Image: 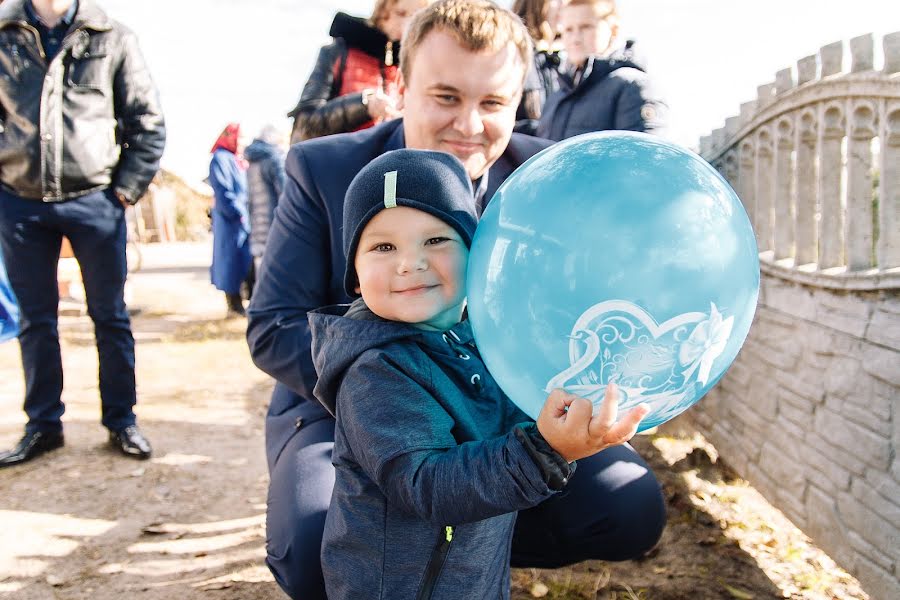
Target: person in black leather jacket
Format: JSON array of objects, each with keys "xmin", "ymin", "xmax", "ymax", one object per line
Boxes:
[
  {"xmin": 0, "ymin": 0, "xmax": 164, "ymax": 468},
  {"xmin": 288, "ymin": 0, "xmax": 432, "ymax": 143}
]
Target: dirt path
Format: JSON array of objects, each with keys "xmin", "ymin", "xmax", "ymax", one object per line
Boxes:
[
  {"xmin": 0, "ymin": 242, "xmax": 867, "ymax": 600},
  {"xmin": 0, "ymin": 242, "xmax": 281, "ymax": 599}
]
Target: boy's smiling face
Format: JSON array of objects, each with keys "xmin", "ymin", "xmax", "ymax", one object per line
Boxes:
[{"xmin": 354, "ymin": 206, "xmax": 468, "ymax": 331}]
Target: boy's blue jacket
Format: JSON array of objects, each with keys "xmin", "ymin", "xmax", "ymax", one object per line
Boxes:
[
  {"xmin": 536, "ymin": 41, "xmax": 667, "ymax": 141},
  {"xmin": 309, "ymin": 301, "xmax": 572, "ymax": 600}
]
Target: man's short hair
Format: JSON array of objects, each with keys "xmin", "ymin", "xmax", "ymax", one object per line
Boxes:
[{"xmin": 399, "ymin": 0, "xmax": 533, "ymax": 83}]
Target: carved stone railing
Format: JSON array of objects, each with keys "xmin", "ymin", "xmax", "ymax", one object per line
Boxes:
[
  {"xmin": 700, "ymin": 31, "xmax": 900, "ymax": 291},
  {"xmin": 692, "ymin": 32, "xmax": 900, "ymax": 600}
]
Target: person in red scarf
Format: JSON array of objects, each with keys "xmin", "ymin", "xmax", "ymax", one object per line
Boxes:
[
  {"xmin": 288, "ymin": 0, "xmax": 434, "ymax": 143},
  {"xmin": 208, "ymin": 123, "xmax": 251, "ymax": 316}
]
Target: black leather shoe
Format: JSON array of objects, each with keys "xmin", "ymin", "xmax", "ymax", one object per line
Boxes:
[
  {"xmin": 109, "ymin": 425, "xmax": 152, "ymax": 459},
  {"xmin": 0, "ymin": 431, "xmax": 64, "ymax": 468}
]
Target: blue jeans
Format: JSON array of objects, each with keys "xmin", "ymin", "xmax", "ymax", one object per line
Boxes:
[{"xmin": 0, "ymin": 187, "xmax": 136, "ymax": 434}]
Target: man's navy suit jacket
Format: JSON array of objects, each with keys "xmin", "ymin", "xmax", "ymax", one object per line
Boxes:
[{"xmin": 247, "ymin": 119, "xmax": 551, "ymax": 466}]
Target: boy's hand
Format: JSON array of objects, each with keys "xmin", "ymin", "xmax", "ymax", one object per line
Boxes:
[{"xmin": 536, "ymin": 383, "xmax": 650, "ymax": 463}]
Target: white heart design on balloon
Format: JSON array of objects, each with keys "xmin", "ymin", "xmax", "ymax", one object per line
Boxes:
[{"xmin": 544, "ymin": 300, "xmax": 734, "ymax": 425}]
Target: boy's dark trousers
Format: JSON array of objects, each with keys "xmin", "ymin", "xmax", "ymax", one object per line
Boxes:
[{"xmin": 0, "ymin": 186, "xmax": 137, "ymax": 435}]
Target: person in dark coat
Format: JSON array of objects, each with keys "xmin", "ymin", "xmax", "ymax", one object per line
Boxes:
[
  {"xmin": 536, "ymin": 0, "xmax": 666, "ymax": 141},
  {"xmin": 247, "ymin": 2, "xmax": 666, "ymax": 599},
  {"xmin": 311, "ymin": 149, "xmax": 649, "ymax": 600},
  {"xmin": 288, "ymin": 0, "xmax": 433, "ymax": 143},
  {"xmin": 244, "ymin": 126, "xmax": 286, "ymax": 274},
  {"xmin": 512, "ymin": 0, "xmax": 563, "ymax": 133},
  {"xmin": 0, "ymin": 0, "xmax": 163, "ymax": 467},
  {"xmin": 208, "ymin": 123, "xmax": 251, "ymax": 317}
]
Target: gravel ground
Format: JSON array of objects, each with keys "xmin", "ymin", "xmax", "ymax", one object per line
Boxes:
[{"xmin": 0, "ymin": 242, "xmax": 868, "ymax": 600}]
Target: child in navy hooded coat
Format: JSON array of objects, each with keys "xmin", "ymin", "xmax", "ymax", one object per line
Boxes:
[{"xmin": 309, "ymin": 149, "xmax": 649, "ymax": 599}]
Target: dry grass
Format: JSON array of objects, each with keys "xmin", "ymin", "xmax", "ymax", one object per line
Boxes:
[{"xmin": 510, "ymin": 429, "xmax": 868, "ymax": 600}]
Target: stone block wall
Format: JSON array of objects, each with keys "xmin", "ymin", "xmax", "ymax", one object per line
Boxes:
[{"xmin": 683, "ymin": 272, "xmax": 900, "ymax": 599}]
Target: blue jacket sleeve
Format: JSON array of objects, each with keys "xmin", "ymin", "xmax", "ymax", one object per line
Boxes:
[
  {"xmin": 336, "ymin": 354, "xmax": 559, "ymax": 527},
  {"xmin": 209, "ymin": 152, "xmax": 247, "ymax": 222},
  {"xmin": 246, "ymin": 146, "xmax": 329, "ymax": 398}
]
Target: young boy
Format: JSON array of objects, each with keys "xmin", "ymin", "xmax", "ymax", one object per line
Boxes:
[
  {"xmin": 308, "ymin": 149, "xmax": 648, "ymax": 599},
  {"xmin": 536, "ymin": 0, "xmax": 666, "ymax": 140}
]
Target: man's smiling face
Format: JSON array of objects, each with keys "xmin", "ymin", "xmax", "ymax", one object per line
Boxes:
[{"xmin": 398, "ymin": 29, "xmax": 525, "ymax": 181}]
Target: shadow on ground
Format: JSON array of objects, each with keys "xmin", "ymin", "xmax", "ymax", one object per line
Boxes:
[
  {"xmin": 511, "ymin": 429, "xmax": 785, "ymax": 600},
  {"xmin": 0, "ymin": 417, "xmax": 284, "ymax": 599}
]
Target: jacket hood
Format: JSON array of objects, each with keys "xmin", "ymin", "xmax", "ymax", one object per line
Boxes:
[
  {"xmin": 309, "ymin": 299, "xmax": 476, "ymax": 416},
  {"xmin": 309, "ymin": 299, "xmax": 425, "ymax": 415},
  {"xmin": 329, "ymin": 11, "xmax": 399, "ymax": 62},
  {"xmin": 243, "ymin": 140, "xmax": 281, "ymax": 162}
]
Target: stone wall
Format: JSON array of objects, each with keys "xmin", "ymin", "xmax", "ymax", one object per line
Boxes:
[
  {"xmin": 696, "ymin": 31, "xmax": 900, "ymax": 598},
  {"xmin": 683, "ymin": 274, "xmax": 899, "ymax": 598}
]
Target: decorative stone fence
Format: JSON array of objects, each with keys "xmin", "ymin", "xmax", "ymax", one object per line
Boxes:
[{"xmin": 693, "ymin": 32, "xmax": 900, "ymax": 598}]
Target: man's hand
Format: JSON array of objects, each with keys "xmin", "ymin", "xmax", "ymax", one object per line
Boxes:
[
  {"xmin": 115, "ymin": 191, "xmax": 131, "ymax": 208},
  {"xmin": 536, "ymin": 383, "xmax": 649, "ymax": 463}
]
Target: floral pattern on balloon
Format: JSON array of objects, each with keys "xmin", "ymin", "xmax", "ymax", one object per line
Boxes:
[{"xmin": 544, "ymin": 300, "xmax": 734, "ymax": 429}]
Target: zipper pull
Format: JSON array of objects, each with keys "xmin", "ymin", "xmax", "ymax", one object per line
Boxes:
[
  {"xmin": 445, "ymin": 526, "xmax": 453, "ymax": 543},
  {"xmin": 385, "ymin": 41, "xmax": 393, "ymax": 66}
]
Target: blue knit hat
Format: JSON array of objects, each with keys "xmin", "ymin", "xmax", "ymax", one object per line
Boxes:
[{"xmin": 343, "ymin": 149, "xmax": 476, "ymax": 297}]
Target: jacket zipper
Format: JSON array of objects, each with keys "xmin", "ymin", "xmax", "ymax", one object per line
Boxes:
[{"xmin": 416, "ymin": 526, "xmax": 453, "ymax": 600}]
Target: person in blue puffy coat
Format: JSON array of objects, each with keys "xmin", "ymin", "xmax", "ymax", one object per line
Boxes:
[
  {"xmin": 0, "ymin": 245, "xmax": 18, "ymax": 343},
  {"xmin": 208, "ymin": 123, "xmax": 251, "ymax": 316},
  {"xmin": 536, "ymin": 0, "xmax": 666, "ymax": 141},
  {"xmin": 243, "ymin": 126, "xmax": 286, "ymax": 274}
]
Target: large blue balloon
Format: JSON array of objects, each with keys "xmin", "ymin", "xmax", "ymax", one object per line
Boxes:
[{"xmin": 467, "ymin": 132, "xmax": 759, "ymax": 432}]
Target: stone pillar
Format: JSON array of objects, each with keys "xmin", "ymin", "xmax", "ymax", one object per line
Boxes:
[
  {"xmin": 795, "ymin": 110, "xmax": 818, "ymax": 265},
  {"xmin": 775, "ymin": 117, "xmax": 795, "ymax": 260},
  {"xmin": 775, "ymin": 68, "xmax": 794, "ymax": 94},
  {"xmin": 818, "ymin": 103, "xmax": 845, "ymax": 268},
  {"xmin": 850, "ymin": 34, "xmax": 874, "ymax": 72},
  {"xmin": 755, "ymin": 128, "xmax": 775, "ymax": 252},
  {"xmin": 740, "ymin": 101, "xmax": 758, "ymax": 128},
  {"xmin": 723, "ymin": 151, "xmax": 739, "ymax": 193},
  {"xmin": 846, "ymin": 100, "xmax": 877, "ymax": 271},
  {"xmin": 797, "ymin": 54, "xmax": 817, "ymax": 85},
  {"xmin": 739, "ymin": 140, "xmax": 756, "ymax": 226},
  {"xmin": 880, "ymin": 104, "xmax": 900, "ymax": 268},
  {"xmin": 757, "ymin": 83, "xmax": 776, "ymax": 110},
  {"xmin": 885, "ymin": 31, "xmax": 900, "ymax": 74},
  {"xmin": 820, "ymin": 41, "xmax": 844, "ymax": 77}
]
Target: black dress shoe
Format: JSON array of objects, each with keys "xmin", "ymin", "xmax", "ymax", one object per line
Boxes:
[
  {"xmin": 109, "ymin": 425, "xmax": 152, "ymax": 459},
  {"xmin": 0, "ymin": 431, "xmax": 64, "ymax": 468}
]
